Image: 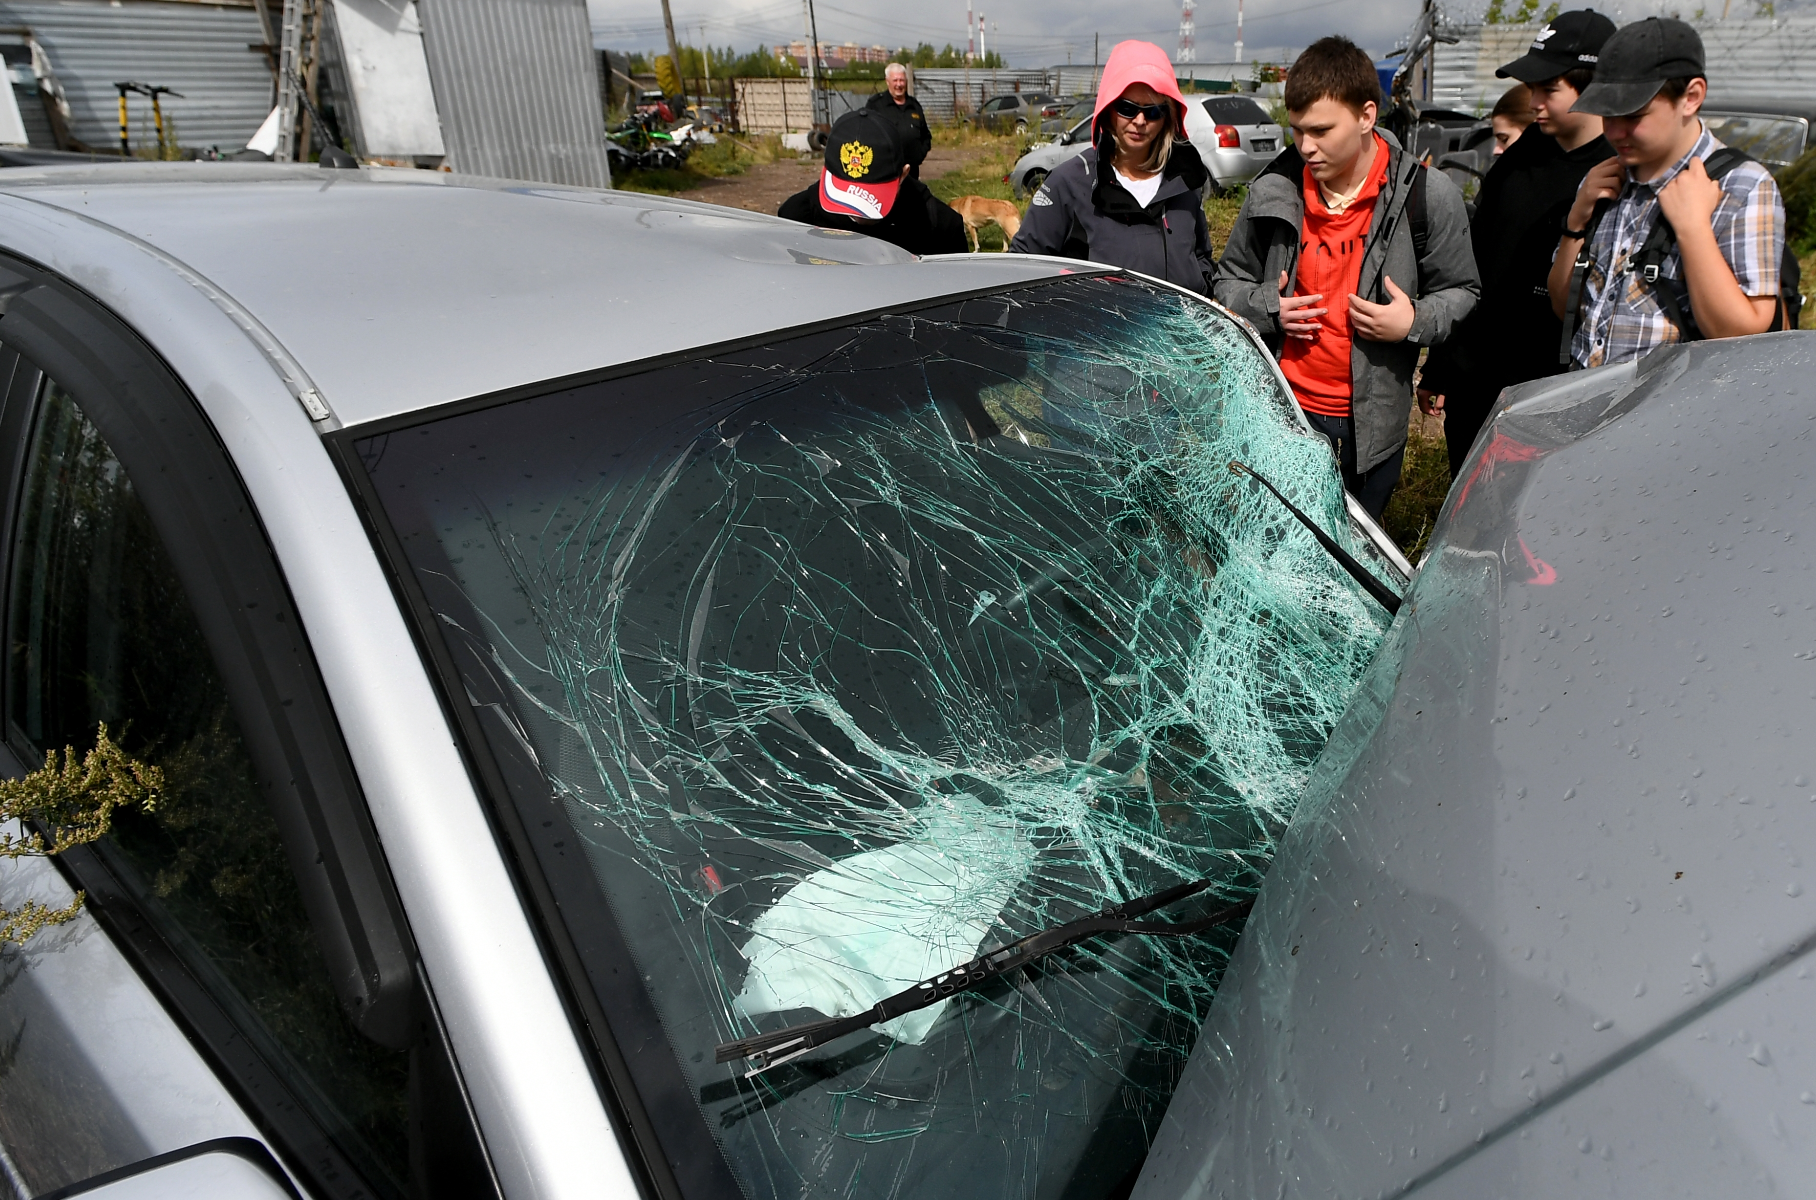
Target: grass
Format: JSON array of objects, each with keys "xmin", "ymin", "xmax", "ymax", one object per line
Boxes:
[
  {"xmin": 1204, "ymin": 186, "xmax": 1246, "ymax": 258},
  {"xmin": 1381, "ymin": 410, "xmax": 1451, "ymax": 563},
  {"xmin": 1801, "ymin": 247, "xmax": 1816, "ymax": 330},
  {"xmin": 924, "ymin": 126, "xmax": 1036, "ymax": 250},
  {"xmin": 613, "ymin": 132, "xmax": 792, "ymax": 195}
]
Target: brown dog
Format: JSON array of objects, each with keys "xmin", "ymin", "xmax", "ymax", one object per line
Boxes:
[{"xmin": 949, "ymin": 195, "xmax": 1023, "ymax": 252}]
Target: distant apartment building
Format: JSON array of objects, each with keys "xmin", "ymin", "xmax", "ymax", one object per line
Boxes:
[{"xmin": 774, "ymin": 41, "xmax": 893, "ymax": 69}]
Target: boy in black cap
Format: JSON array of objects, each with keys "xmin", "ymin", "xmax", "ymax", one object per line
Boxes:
[
  {"xmin": 1418, "ymin": 8, "xmax": 1615, "ymax": 477},
  {"xmin": 778, "ymin": 109, "xmax": 967, "ymax": 256},
  {"xmin": 1545, "ymin": 17, "xmax": 1785, "ymax": 368}
]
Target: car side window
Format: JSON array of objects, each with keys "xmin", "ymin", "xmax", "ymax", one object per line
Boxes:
[{"xmin": 4, "ymin": 379, "xmax": 414, "ymax": 1195}]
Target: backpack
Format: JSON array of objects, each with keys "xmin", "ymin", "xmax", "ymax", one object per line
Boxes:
[{"xmin": 1559, "ymin": 147, "xmax": 1801, "ymax": 365}]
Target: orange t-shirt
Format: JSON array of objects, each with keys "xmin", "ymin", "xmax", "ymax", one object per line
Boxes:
[{"xmin": 1279, "ymin": 135, "xmax": 1390, "ymax": 419}]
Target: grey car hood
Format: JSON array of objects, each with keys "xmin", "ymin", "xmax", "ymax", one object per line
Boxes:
[{"xmin": 1137, "ymin": 334, "xmax": 1816, "ymax": 1198}]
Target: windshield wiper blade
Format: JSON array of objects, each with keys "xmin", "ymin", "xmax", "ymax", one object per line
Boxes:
[
  {"xmin": 1228, "ymin": 459, "xmax": 1403, "ymax": 615},
  {"xmin": 715, "ymin": 879, "xmax": 1255, "ymax": 1076}
]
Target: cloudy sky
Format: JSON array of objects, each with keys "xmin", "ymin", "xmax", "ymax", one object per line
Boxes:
[{"xmin": 586, "ymin": 0, "xmax": 1427, "ymax": 68}]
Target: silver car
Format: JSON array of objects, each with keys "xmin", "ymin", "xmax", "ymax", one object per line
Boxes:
[
  {"xmin": 971, "ymin": 92, "xmax": 1055, "ymax": 132},
  {"xmin": 1009, "ymin": 94, "xmax": 1283, "ymax": 198},
  {"xmin": 0, "ymin": 161, "xmax": 1408, "ymax": 1200},
  {"xmin": 5, "ymin": 160, "xmax": 1807, "ymax": 1200},
  {"xmin": 1136, "ymin": 335, "xmax": 1816, "ymax": 1199},
  {"xmin": 1179, "ymin": 94, "xmax": 1283, "ymax": 193},
  {"xmin": 1040, "ymin": 97, "xmax": 1093, "ymax": 136}
]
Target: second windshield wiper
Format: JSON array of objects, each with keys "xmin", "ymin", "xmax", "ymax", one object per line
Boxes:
[{"xmin": 716, "ymin": 878, "xmax": 1255, "ymax": 1076}]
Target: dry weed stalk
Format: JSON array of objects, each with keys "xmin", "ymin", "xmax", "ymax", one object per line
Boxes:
[{"xmin": 0, "ymin": 724, "xmax": 163, "ymax": 943}]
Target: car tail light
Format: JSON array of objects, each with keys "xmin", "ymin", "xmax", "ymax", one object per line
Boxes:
[{"xmin": 1216, "ymin": 124, "xmax": 1240, "ymax": 148}]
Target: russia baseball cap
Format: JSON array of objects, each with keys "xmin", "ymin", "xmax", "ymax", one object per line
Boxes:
[
  {"xmin": 1496, "ymin": 8, "xmax": 1617, "ymax": 82},
  {"xmin": 1571, "ymin": 17, "xmax": 1706, "ymax": 116},
  {"xmin": 819, "ymin": 110, "xmax": 905, "ymax": 221}
]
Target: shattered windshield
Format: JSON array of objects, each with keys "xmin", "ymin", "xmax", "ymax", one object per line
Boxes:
[{"xmin": 352, "ymin": 275, "xmax": 1394, "ymax": 1200}]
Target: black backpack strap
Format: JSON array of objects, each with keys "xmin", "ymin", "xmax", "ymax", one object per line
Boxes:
[
  {"xmin": 1702, "ymin": 146, "xmax": 1752, "ymax": 180},
  {"xmin": 1559, "ymin": 196, "xmax": 1614, "ymax": 366},
  {"xmin": 1409, "ymin": 161, "xmax": 1429, "ymax": 261},
  {"xmin": 1634, "ymin": 147, "xmax": 1763, "ymax": 339}
]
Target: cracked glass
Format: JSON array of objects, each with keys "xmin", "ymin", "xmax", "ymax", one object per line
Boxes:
[{"xmin": 353, "ymin": 274, "xmax": 1394, "ymax": 1199}]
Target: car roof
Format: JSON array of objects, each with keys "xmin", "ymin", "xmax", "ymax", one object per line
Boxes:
[{"xmin": 0, "ymin": 163, "xmax": 1069, "ymax": 429}]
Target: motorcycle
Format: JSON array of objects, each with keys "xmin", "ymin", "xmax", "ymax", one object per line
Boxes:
[{"xmin": 607, "ymin": 110, "xmax": 696, "ymax": 173}]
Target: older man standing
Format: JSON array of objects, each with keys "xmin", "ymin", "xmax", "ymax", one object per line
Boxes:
[{"xmin": 866, "ymin": 63, "xmax": 932, "ymax": 179}]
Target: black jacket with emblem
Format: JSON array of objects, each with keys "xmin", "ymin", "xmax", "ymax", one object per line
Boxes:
[
  {"xmin": 777, "ymin": 175, "xmax": 967, "ymax": 256},
  {"xmin": 1008, "ymin": 134, "xmax": 1216, "ymax": 296},
  {"xmin": 1215, "ymin": 130, "xmax": 1479, "ymax": 472},
  {"xmin": 865, "ymin": 91, "xmax": 932, "ymax": 169}
]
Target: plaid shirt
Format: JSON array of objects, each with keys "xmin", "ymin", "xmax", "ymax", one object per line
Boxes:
[{"xmin": 1570, "ymin": 125, "xmax": 1784, "ymax": 369}]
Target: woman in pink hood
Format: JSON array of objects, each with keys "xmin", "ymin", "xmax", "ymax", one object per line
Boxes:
[{"xmin": 1010, "ymin": 40, "xmax": 1216, "ymax": 294}]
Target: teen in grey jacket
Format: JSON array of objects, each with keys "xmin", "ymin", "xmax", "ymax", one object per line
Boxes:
[
  {"xmin": 1009, "ymin": 140, "xmax": 1217, "ymax": 295},
  {"xmin": 1216, "ymin": 130, "xmax": 1480, "ymax": 474}
]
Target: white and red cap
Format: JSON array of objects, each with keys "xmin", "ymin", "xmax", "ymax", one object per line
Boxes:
[
  {"xmin": 817, "ymin": 109, "xmax": 906, "ymax": 220},
  {"xmin": 819, "ymin": 172, "xmax": 901, "ymax": 220}
]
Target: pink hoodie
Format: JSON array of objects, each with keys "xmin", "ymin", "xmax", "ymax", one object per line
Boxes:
[{"xmin": 1092, "ymin": 40, "xmax": 1190, "ymax": 139}]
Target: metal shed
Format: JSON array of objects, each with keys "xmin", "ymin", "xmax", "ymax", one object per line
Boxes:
[
  {"xmin": 0, "ymin": 0, "xmax": 270, "ymax": 153},
  {"xmin": 416, "ymin": 0, "xmax": 610, "ymax": 189}
]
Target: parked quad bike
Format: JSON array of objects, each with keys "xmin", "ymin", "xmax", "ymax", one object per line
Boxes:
[{"xmin": 608, "ymin": 111, "xmax": 696, "ymax": 172}]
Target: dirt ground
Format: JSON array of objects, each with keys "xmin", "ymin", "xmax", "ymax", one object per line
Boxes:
[{"xmin": 674, "ymin": 143, "xmax": 1004, "ymax": 214}]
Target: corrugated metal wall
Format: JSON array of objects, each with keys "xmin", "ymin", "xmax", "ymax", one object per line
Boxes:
[
  {"xmin": 417, "ymin": 0, "xmax": 609, "ymax": 188},
  {"xmin": 1432, "ymin": 19, "xmax": 1816, "ymax": 120},
  {"xmin": 0, "ymin": 0, "xmax": 271, "ymax": 152}
]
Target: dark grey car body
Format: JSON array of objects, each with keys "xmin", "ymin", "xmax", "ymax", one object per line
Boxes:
[
  {"xmin": 973, "ymin": 92, "xmax": 1054, "ymax": 131},
  {"xmin": 1136, "ymin": 334, "xmax": 1816, "ymax": 1198}
]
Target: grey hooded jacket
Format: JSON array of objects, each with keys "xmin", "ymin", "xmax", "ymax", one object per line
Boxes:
[
  {"xmin": 1009, "ymin": 140, "xmax": 1216, "ymax": 295},
  {"xmin": 1216, "ymin": 130, "xmax": 1480, "ymax": 472}
]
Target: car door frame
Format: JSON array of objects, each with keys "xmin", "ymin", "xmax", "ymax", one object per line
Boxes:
[{"xmin": 0, "ymin": 251, "xmax": 496, "ymax": 1200}]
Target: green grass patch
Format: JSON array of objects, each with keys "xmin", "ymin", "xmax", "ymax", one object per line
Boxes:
[
  {"xmin": 1204, "ymin": 186, "xmax": 1246, "ymax": 258},
  {"xmin": 925, "ymin": 126, "xmax": 1030, "ymax": 251},
  {"xmin": 613, "ymin": 133, "xmax": 791, "ymax": 195},
  {"xmin": 1382, "ymin": 412, "xmax": 1450, "ymax": 563}
]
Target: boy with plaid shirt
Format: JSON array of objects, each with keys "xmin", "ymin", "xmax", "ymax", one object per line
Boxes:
[{"xmin": 1547, "ymin": 18, "xmax": 1784, "ymax": 368}]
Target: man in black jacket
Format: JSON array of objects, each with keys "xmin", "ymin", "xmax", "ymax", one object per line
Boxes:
[
  {"xmin": 866, "ymin": 64, "xmax": 932, "ymax": 179},
  {"xmin": 778, "ymin": 109, "xmax": 967, "ymax": 256},
  {"xmin": 1418, "ymin": 9, "xmax": 1616, "ymax": 476}
]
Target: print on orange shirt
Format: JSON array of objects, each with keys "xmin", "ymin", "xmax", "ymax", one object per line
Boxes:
[{"xmin": 1280, "ymin": 135, "xmax": 1391, "ymax": 419}]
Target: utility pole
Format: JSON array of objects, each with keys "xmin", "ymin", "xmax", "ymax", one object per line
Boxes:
[
  {"xmin": 1235, "ymin": 0, "xmax": 1244, "ymax": 63},
  {"xmin": 659, "ymin": 0, "xmax": 683, "ymax": 101},
  {"xmin": 803, "ymin": 0, "xmax": 824, "ymax": 137}
]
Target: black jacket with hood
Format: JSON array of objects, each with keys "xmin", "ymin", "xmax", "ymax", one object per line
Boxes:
[
  {"xmin": 1009, "ymin": 129, "xmax": 1217, "ymax": 295},
  {"xmin": 1215, "ymin": 131, "xmax": 1479, "ymax": 472}
]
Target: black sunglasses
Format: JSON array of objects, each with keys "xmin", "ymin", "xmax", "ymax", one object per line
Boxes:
[{"xmin": 1111, "ymin": 98, "xmax": 1170, "ymax": 122}]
